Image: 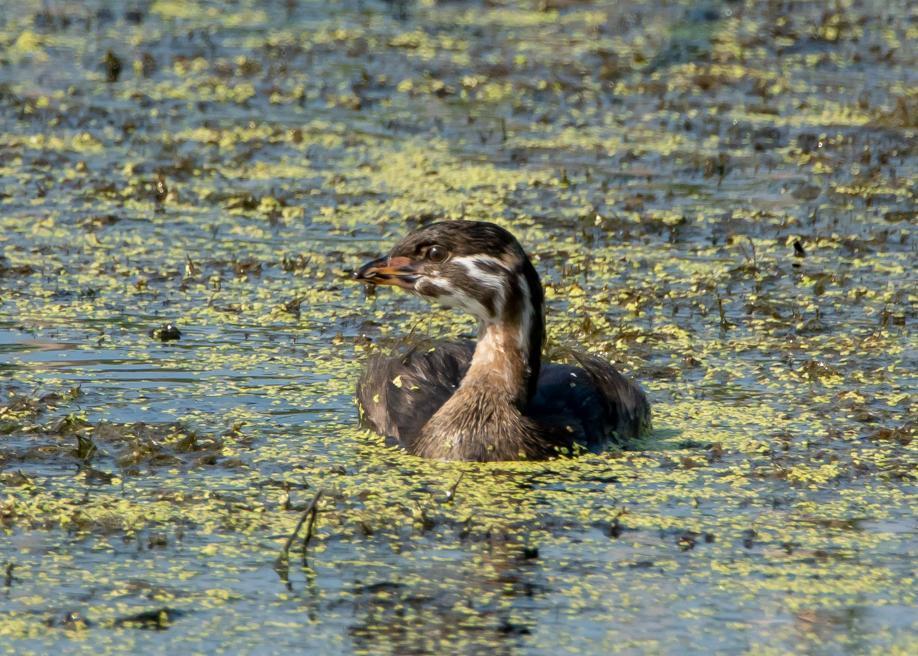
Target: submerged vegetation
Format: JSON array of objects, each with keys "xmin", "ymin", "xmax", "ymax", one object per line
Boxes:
[{"xmin": 0, "ymin": 0, "xmax": 914, "ymax": 653}]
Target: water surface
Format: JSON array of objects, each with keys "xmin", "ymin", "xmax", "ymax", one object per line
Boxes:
[{"xmin": 0, "ymin": 0, "xmax": 915, "ymax": 653}]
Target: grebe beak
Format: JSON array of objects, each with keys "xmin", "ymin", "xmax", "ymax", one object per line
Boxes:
[{"xmin": 355, "ymin": 255, "xmax": 419, "ymax": 289}]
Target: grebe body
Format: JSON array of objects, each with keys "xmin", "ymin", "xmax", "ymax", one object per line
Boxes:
[{"xmin": 355, "ymin": 221, "xmax": 650, "ymax": 462}]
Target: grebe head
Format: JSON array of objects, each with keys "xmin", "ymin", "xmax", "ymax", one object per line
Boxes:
[{"xmin": 355, "ymin": 221, "xmax": 541, "ymax": 327}]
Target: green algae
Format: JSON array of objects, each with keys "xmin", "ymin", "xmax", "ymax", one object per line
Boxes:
[{"xmin": 0, "ymin": 0, "xmax": 915, "ymax": 654}]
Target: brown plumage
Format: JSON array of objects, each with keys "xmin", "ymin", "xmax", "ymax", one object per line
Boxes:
[{"xmin": 354, "ymin": 221, "xmax": 651, "ymax": 462}]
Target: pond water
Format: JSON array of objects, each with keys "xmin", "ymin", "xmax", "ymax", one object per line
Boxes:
[{"xmin": 0, "ymin": 0, "xmax": 915, "ymax": 654}]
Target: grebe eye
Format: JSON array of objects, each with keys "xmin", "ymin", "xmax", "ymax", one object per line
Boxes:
[{"xmin": 426, "ymin": 245, "xmax": 448, "ymax": 262}]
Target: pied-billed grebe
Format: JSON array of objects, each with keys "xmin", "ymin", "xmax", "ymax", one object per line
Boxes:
[{"xmin": 354, "ymin": 221, "xmax": 650, "ymax": 462}]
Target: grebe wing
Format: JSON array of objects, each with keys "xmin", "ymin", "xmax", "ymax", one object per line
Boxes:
[
  {"xmin": 529, "ymin": 352, "xmax": 651, "ymax": 450},
  {"xmin": 357, "ymin": 340, "xmax": 474, "ymax": 449}
]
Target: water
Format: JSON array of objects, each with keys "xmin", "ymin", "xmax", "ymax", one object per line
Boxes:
[{"xmin": 1, "ymin": 0, "xmax": 915, "ymax": 653}]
